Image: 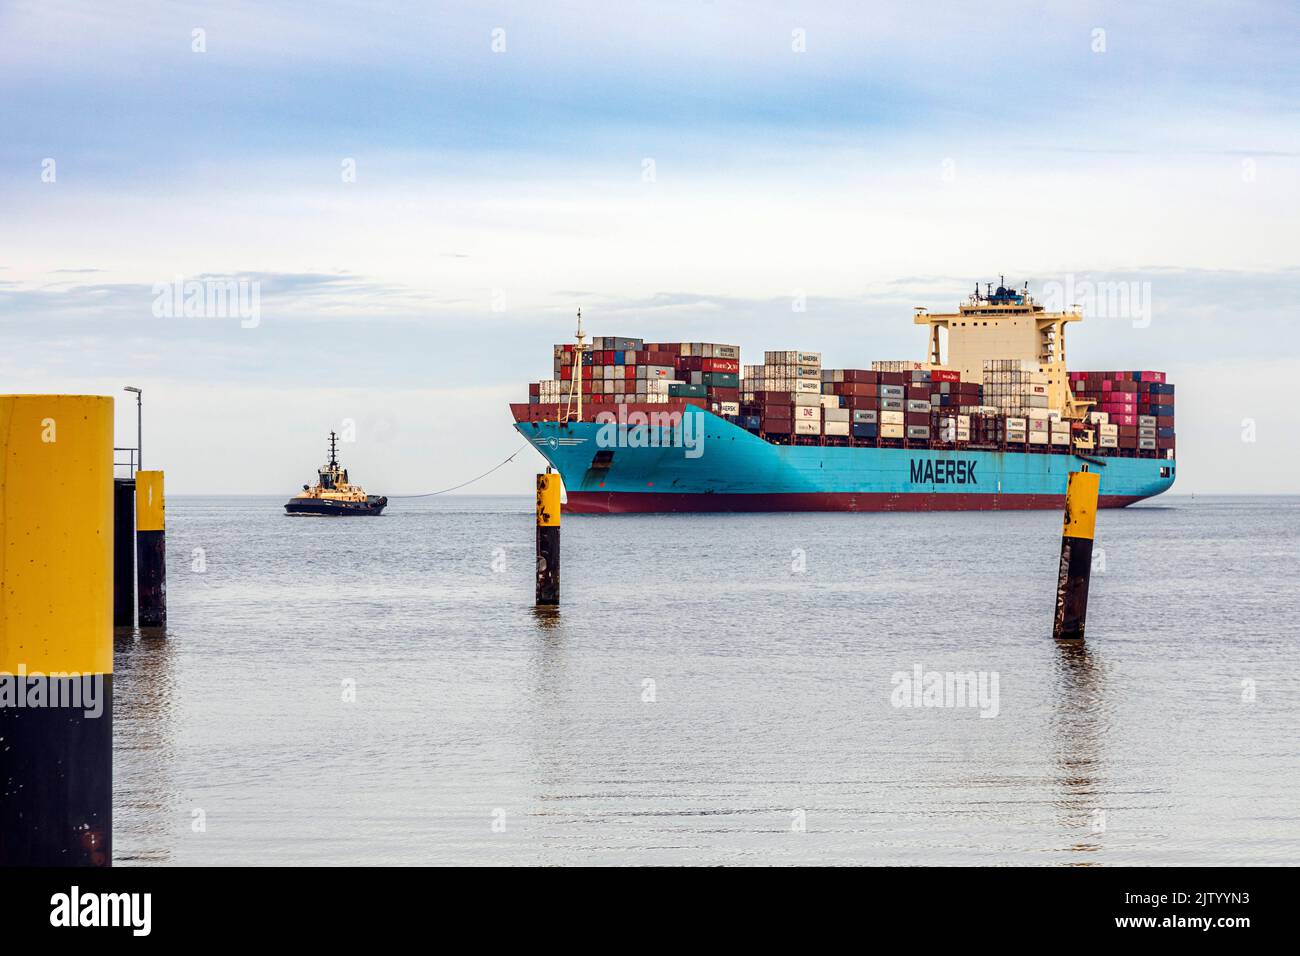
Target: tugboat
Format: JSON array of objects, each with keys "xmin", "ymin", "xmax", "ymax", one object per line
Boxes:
[{"xmin": 284, "ymin": 432, "xmax": 388, "ymax": 516}]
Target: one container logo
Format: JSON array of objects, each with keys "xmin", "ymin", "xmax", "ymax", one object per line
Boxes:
[{"xmin": 594, "ymin": 406, "xmax": 704, "ymax": 458}]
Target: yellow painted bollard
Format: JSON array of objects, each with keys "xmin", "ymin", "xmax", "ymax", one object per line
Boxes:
[
  {"xmin": 1053, "ymin": 470, "xmax": 1100, "ymax": 641},
  {"xmin": 536, "ymin": 472, "xmax": 561, "ymax": 606},
  {"xmin": 0, "ymin": 395, "xmax": 113, "ymax": 866},
  {"xmin": 135, "ymin": 470, "xmax": 166, "ymax": 628}
]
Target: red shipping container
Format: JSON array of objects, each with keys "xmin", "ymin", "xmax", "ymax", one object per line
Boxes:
[
  {"xmin": 703, "ymin": 358, "xmax": 740, "ymax": 373},
  {"xmin": 763, "ymin": 404, "xmax": 792, "ymax": 419},
  {"xmin": 709, "ymin": 387, "xmax": 740, "ymax": 402},
  {"xmin": 932, "ymin": 370, "xmax": 961, "ymax": 383}
]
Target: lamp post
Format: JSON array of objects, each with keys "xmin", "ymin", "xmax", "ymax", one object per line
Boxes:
[{"xmin": 123, "ymin": 386, "xmax": 142, "ymax": 472}]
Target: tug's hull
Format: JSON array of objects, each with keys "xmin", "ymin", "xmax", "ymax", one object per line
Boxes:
[{"xmin": 284, "ymin": 495, "xmax": 387, "ymax": 516}]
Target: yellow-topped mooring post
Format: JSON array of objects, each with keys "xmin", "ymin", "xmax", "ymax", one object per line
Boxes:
[
  {"xmin": 536, "ymin": 471, "xmax": 561, "ymax": 606},
  {"xmin": 1053, "ymin": 470, "xmax": 1100, "ymax": 641},
  {"xmin": 0, "ymin": 395, "xmax": 113, "ymax": 866},
  {"xmin": 135, "ymin": 469, "xmax": 166, "ymax": 628}
]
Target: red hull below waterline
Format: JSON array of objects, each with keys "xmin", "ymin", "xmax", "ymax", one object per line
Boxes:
[{"xmin": 563, "ymin": 491, "xmax": 1147, "ymax": 515}]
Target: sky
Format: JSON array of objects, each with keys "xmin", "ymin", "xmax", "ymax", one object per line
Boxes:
[{"xmin": 2, "ymin": 0, "xmax": 1297, "ymax": 494}]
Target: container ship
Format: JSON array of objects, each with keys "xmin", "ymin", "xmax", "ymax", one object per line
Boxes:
[{"xmin": 511, "ymin": 281, "xmax": 1176, "ymax": 513}]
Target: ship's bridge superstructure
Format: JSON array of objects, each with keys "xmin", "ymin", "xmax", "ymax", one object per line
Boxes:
[
  {"xmin": 294, "ymin": 431, "xmax": 371, "ymax": 504},
  {"xmin": 914, "ymin": 278, "xmax": 1085, "ymax": 417}
]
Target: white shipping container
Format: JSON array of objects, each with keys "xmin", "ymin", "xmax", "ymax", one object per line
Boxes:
[
  {"xmin": 824, "ymin": 407, "xmax": 850, "ymax": 423},
  {"xmin": 795, "ymin": 380, "xmax": 820, "ymax": 394},
  {"xmin": 819, "ymin": 395, "xmax": 839, "ymax": 410},
  {"xmin": 1006, "ymin": 417, "xmax": 1027, "ymax": 429},
  {"xmin": 794, "ymin": 392, "xmax": 821, "ymax": 407},
  {"xmin": 880, "ymin": 410, "xmax": 905, "ymax": 425},
  {"xmin": 824, "ymin": 420, "xmax": 850, "ymax": 436},
  {"xmin": 795, "ymin": 420, "xmax": 821, "ymax": 435},
  {"xmin": 795, "ymin": 405, "xmax": 820, "ymax": 421},
  {"xmin": 880, "ymin": 423, "xmax": 905, "ymax": 439},
  {"xmin": 719, "ymin": 401, "xmax": 740, "ymax": 416},
  {"xmin": 1099, "ymin": 436, "xmax": 1118, "ymax": 447},
  {"xmin": 1028, "ymin": 432, "xmax": 1049, "ymax": 444}
]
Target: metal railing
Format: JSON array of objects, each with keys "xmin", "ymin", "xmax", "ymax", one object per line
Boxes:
[{"xmin": 114, "ymin": 447, "xmax": 138, "ymax": 479}]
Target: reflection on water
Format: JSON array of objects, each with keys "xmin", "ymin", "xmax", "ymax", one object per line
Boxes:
[
  {"xmin": 1051, "ymin": 641, "xmax": 1109, "ymax": 860},
  {"xmin": 109, "ymin": 495, "xmax": 1300, "ymax": 865},
  {"xmin": 113, "ymin": 626, "xmax": 178, "ymax": 864}
]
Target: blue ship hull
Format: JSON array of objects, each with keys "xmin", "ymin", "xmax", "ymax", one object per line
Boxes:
[{"xmin": 514, "ymin": 406, "xmax": 1176, "ymax": 514}]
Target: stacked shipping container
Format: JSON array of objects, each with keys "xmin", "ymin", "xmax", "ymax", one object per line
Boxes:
[
  {"xmin": 740, "ymin": 351, "xmax": 825, "ymax": 437},
  {"xmin": 1070, "ymin": 370, "xmax": 1176, "ymax": 457},
  {"xmin": 527, "ymin": 337, "xmax": 1174, "ymax": 459},
  {"xmin": 529, "ymin": 337, "xmax": 741, "ymax": 414}
]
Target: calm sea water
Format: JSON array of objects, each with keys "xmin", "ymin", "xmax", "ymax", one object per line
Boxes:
[{"xmin": 113, "ymin": 495, "xmax": 1299, "ymax": 865}]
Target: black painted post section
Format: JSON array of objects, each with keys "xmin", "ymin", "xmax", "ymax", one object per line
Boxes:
[{"xmin": 113, "ymin": 478, "xmax": 134, "ymax": 628}]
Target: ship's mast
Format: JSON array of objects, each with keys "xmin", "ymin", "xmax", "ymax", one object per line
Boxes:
[
  {"xmin": 569, "ymin": 307, "xmax": 587, "ymax": 423},
  {"xmin": 327, "ymin": 430, "xmax": 339, "ymax": 469}
]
